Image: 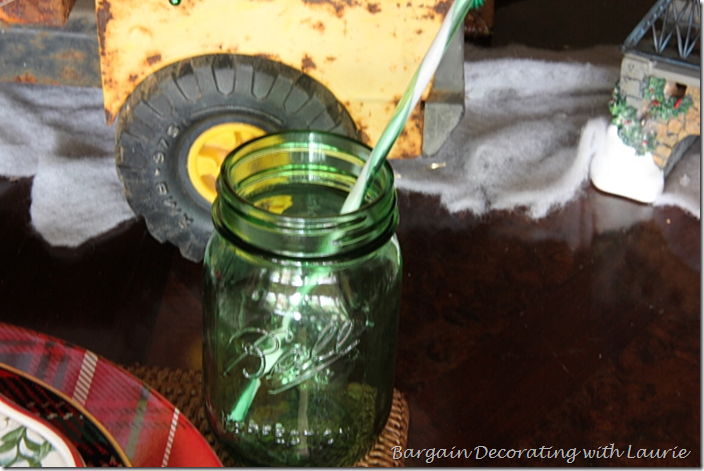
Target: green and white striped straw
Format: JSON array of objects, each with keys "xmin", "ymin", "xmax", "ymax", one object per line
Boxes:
[
  {"xmin": 228, "ymin": 0, "xmax": 485, "ymax": 421},
  {"xmin": 340, "ymin": 0, "xmax": 484, "ymax": 213}
]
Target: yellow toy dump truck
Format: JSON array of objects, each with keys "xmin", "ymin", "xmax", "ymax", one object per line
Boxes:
[{"xmin": 1, "ymin": 0, "xmax": 486, "ymax": 260}]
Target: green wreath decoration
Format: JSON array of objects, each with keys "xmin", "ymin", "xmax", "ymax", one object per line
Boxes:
[{"xmin": 609, "ymin": 77, "xmax": 693, "ymax": 155}]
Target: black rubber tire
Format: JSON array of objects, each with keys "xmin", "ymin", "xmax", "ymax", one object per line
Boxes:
[{"xmin": 115, "ymin": 54, "xmax": 359, "ymax": 261}]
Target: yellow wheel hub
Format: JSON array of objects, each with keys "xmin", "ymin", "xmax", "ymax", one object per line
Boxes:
[{"xmin": 187, "ymin": 122, "xmax": 266, "ymax": 202}]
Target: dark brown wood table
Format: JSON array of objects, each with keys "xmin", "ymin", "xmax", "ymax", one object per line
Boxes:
[{"xmin": 0, "ymin": 173, "xmax": 699, "ymax": 466}]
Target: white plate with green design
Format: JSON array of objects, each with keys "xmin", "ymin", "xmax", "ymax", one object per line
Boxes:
[{"xmin": 0, "ymin": 393, "xmax": 84, "ymax": 467}]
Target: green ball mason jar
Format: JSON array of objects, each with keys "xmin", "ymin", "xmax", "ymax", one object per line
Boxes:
[{"xmin": 202, "ymin": 131, "xmax": 402, "ymax": 467}]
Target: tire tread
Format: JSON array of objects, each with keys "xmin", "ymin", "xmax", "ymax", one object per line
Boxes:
[{"xmin": 116, "ymin": 54, "xmax": 358, "ymax": 261}]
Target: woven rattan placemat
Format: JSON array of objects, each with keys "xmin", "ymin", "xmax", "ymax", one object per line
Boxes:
[{"xmin": 124, "ymin": 364, "xmax": 409, "ymax": 467}]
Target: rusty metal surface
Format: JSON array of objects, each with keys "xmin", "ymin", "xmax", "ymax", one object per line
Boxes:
[
  {"xmin": 0, "ymin": 0, "xmax": 77, "ymax": 26},
  {"xmin": 0, "ymin": 0, "xmax": 101, "ymax": 88},
  {"xmin": 96, "ymin": 0, "xmax": 451, "ymax": 158}
]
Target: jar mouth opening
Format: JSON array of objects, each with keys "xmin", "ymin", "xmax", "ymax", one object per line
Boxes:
[
  {"xmin": 219, "ymin": 131, "xmax": 393, "ymax": 221},
  {"xmin": 213, "ymin": 131, "xmax": 398, "ymax": 258}
]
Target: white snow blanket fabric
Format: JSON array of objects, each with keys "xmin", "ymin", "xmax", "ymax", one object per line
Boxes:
[
  {"xmin": 392, "ymin": 44, "xmax": 699, "ymax": 219},
  {"xmin": 0, "ymin": 44, "xmax": 698, "ymax": 249},
  {"xmin": 0, "ymin": 82, "xmax": 135, "ymax": 246}
]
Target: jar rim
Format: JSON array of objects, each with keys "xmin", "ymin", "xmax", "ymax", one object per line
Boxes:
[{"xmin": 212, "ymin": 131, "xmax": 398, "ymax": 259}]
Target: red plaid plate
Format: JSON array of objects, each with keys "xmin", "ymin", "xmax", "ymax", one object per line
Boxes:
[
  {"xmin": 0, "ymin": 389, "xmax": 85, "ymax": 467},
  {"xmin": 0, "ymin": 323, "xmax": 223, "ymax": 467},
  {"xmin": 0, "ymin": 366, "xmax": 128, "ymax": 467}
]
